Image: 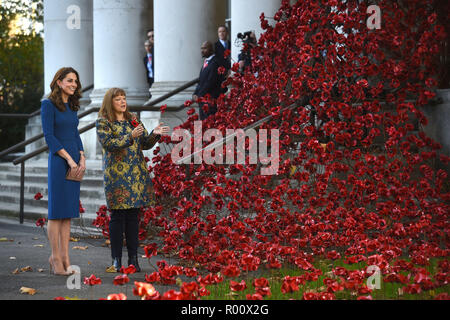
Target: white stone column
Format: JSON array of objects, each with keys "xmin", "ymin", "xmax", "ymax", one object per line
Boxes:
[
  {"xmin": 230, "ymin": 0, "xmax": 281, "ymax": 63},
  {"xmin": 154, "ymin": 0, "xmax": 227, "ymax": 83},
  {"xmin": 43, "ymin": 0, "xmax": 93, "ymax": 96},
  {"xmin": 147, "ymin": 0, "xmax": 226, "ymax": 159},
  {"xmin": 150, "ymin": 0, "xmax": 226, "ymax": 113},
  {"xmin": 86, "ymin": 0, "xmax": 152, "ymax": 159},
  {"xmin": 89, "ymin": 0, "xmax": 152, "ymax": 107},
  {"xmin": 30, "ymin": 0, "xmax": 93, "ymax": 158}
]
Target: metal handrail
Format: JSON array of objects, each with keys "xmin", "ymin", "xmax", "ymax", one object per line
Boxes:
[
  {"xmin": 176, "ymin": 97, "xmax": 309, "ymax": 164},
  {"xmin": 0, "ymin": 84, "xmax": 94, "ymax": 119},
  {"xmin": 0, "ymin": 84, "xmax": 94, "ymax": 160},
  {"xmin": 0, "ymin": 79, "xmax": 199, "ymax": 160},
  {"xmin": 9, "ymin": 78, "xmax": 199, "ymax": 223}
]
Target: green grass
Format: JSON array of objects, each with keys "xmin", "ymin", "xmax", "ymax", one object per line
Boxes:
[{"xmin": 201, "ymin": 257, "xmax": 449, "ymax": 300}]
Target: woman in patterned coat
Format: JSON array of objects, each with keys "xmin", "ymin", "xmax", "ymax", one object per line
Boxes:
[{"xmin": 96, "ymin": 87, "xmax": 169, "ymax": 272}]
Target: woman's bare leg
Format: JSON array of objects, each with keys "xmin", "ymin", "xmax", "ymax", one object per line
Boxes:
[
  {"xmin": 59, "ymin": 218, "xmax": 72, "ymax": 272},
  {"xmin": 47, "ymin": 219, "xmax": 68, "ymax": 274}
]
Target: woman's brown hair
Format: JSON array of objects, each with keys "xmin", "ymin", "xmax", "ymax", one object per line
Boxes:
[
  {"xmin": 48, "ymin": 67, "xmax": 82, "ymax": 112},
  {"xmin": 98, "ymin": 88, "xmax": 132, "ymax": 122}
]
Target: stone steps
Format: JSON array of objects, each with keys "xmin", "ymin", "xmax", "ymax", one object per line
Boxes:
[{"xmin": 0, "ymin": 160, "xmax": 106, "ymax": 228}]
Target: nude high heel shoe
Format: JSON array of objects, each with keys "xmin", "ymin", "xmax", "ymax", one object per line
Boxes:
[{"xmin": 49, "ymin": 256, "xmax": 71, "ymax": 276}]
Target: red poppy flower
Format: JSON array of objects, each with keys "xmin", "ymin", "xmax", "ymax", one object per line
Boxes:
[
  {"xmin": 303, "ymin": 292, "xmax": 318, "ymax": 300},
  {"xmin": 253, "ymin": 277, "xmax": 269, "ymax": 288},
  {"xmin": 183, "ymin": 267, "xmax": 198, "ymax": 277},
  {"xmin": 218, "ymin": 66, "xmax": 226, "ymax": 75},
  {"xmin": 79, "ymin": 201, "xmax": 85, "ymax": 214},
  {"xmin": 145, "ymin": 271, "xmax": 161, "ymax": 283},
  {"xmin": 255, "ymin": 286, "xmax": 271, "ymax": 297},
  {"xmin": 246, "ymin": 293, "xmax": 264, "ymax": 300},
  {"xmin": 120, "ymin": 265, "xmax": 136, "ymax": 274},
  {"xmin": 160, "ymin": 104, "xmax": 167, "ymax": 114},
  {"xmin": 318, "ymin": 292, "xmax": 335, "ymax": 300},
  {"xmin": 133, "ymin": 281, "xmax": 158, "ymax": 299},
  {"xmin": 435, "ymin": 293, "xmax": 450, "ymax": 300},
  {"xmin": 180, "ymin": 281, "xmax": 199, "ymax": 297},
  {"xmin": 161, "ymin": 290, "xmax": 184, "ymax": 300},
  {"xmin": 222, "ymin": 264, "xmax": 240, "ymax": 277},
  {"xmin": 83, "ymin": 274, "xmax": 102, "ymax": 286},
  {"xmin": 357, "ymin": 295, "xmax": 373, "ymax": 300},
  {"xmin": 34, "ymin": 192, "xmax": 43, "ymax": 200},
  {"xmin": 113, "ymin": 274, "xmax": 130, "ymax": 286},
  {"xmin": 35, "ymin": 218, "xmax": 46, "ymax": 228},
  {"xmin": 230, "ymin": 280, "xmax": 247, "ymax": 292},
  {"xmin": 195, "ymin": 286, "xmax": 209, "ymax": 297},
  {"xmin": 107, "ymin": 293, "xmax": 127, "ymax": 300},
  {"xmin": 131, "ymin": 119, "xmax": 139, "ymax": 128},
  {"xmin": 281, "ymin": 276, "xmax": 299, "ymax": 294},
  {"xmin": 144, "ymin": 243, "xmax": 157, "ymax": 258}
]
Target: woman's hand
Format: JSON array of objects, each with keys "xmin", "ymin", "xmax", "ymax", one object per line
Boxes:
[
  {"xmin": 79, "ymin": 154, "xmax": 86, "ymax": 173},
  {"xmin": 67, "ymin": 158, "xmax": 78, "ymax": 170},
  {"xmin": 67, "ymin": 158, "xmax": 83, "ymax": 177},
  {"xmin": 132, "ymin": 124, "xmax": 144, "ymax": 139},
  {"xmin": 153, "ymin": 122, "xmax": 170, "ymax": 136}
]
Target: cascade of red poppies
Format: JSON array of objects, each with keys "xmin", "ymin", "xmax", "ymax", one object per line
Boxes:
[{"xmin": 93, "ymin": 0, "xmax": 449, "ymax": 296}]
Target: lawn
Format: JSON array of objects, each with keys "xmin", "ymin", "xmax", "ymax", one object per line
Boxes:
[{"xmin": 201, "ymin": 257, "xmax": 449, "ymax": 300}]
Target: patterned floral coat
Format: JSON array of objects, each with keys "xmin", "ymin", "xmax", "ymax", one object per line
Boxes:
[{"xmin": 96, "ymin": 115, "xmax": 160, "ymax": 210}]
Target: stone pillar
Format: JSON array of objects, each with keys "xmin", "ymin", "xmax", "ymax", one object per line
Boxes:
[
  {"xmin": 28, "ymin": 0, "xmax": 93, "ymax": 157},
  {"xmin": 89, "ymin": 0, "xmax": 152, "ymax": 107},
  {"xmin": 149, "ymin": 0, "xmax": 227, "ymax": 138},
  {"xmin": 421, "ymin": 89, "xmax": 450, "ymax": 171},
  {"xmin": 230, "ymin": 0, "xmax": 281, "ymax": 63},
  {"xmin": 43, "ymin": 0, "xmax": 93, "ymax": 96},
  {"xmin": 86, "ymin": 0, "xmax": 152, "ymax": 159}
]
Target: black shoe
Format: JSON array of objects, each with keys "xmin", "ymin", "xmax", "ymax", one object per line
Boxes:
[
  {"xmin": 112, "ymin": 257, "xmax": 122, "ymax": 271},
  {"xmin": 128, "ymin": 256, "xmax": 141, "ymax": 272}
]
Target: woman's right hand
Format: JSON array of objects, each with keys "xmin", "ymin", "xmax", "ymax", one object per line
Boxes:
[
  {"xmin": 132, "ymin": 124, "xmax": 144, "ymax": 139},
  {"xmin": 67, "ymin": 158, "xmax": 83, "ymax": 176},
  {"xmin": 67, "ymin": 159, "xmax": 78, "ymax": 169}
]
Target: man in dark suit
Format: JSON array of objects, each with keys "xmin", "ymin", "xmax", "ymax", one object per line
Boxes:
[
  {"xmin": 214, "ymin": 26, "xmax": 231, "ymax": 93},
  {"xmin": 193, "ymin": 41, "xmax": 221, "ymax": 120},
  {"xmin": 214, "ymin": 26, "xmax": 231, "ymax": 71},
  {"xmin": 143, "ymin": 30, "xmax": 154, "ymax": 98}
]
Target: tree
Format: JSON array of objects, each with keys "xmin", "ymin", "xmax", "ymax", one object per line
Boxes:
[{"xmin": 0, "ymin": 0, "xmax": 44, "ymax": 152}]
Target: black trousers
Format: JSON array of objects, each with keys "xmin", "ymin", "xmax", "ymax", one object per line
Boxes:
[{"xmin": 109, "ymin": 208, "xmax": 139, "ymax": 259}]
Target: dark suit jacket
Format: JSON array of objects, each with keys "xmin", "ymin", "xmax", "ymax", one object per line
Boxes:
[
  {"xmin": 194, "ymin": 55, "xmax": 221, "ymax": 99},
  {"xmin": 143, "ymin": 48, "xmax": 154, "ymax": 87},
  {"xmin": 214, "ymin": 40, "xmax": 231, "ymax": 70}
]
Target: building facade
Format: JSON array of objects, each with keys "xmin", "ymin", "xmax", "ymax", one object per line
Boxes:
[{"xmin": 35, "ymin": 0, "xmax": 284, "ymax": 160}]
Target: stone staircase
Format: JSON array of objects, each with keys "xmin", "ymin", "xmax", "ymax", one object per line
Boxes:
[{"xmin": 0, "ymin": 159, "xmax": 106, "ymax": 228}]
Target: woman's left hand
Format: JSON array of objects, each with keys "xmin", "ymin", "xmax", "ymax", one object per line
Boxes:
[
  {"xmin": 153, "ymin": 122, "xmax": 170, "ymax": 136},
  {"xmin": 79, "ymin": 155, "xmax": 86, "ymax": 173}
]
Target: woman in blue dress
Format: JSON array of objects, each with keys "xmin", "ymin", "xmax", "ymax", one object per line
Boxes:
[{"xmin": 41, "ymin": 67, "xmax": 86, "ymax": 275}]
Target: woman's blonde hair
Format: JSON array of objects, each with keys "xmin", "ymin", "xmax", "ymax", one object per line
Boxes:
[{"xmin": 98, "ymin": 88, "xmax": 132, "ymax": 121}]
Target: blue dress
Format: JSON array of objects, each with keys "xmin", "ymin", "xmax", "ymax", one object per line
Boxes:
[{"xmin": 41, "ymin": 99, "xmax": 84, "ymax": 220}]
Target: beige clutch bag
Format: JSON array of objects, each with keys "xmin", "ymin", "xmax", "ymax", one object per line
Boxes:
[{"xmin": 66, "ymin": 167, "xmax": 84, "ymax": 182}]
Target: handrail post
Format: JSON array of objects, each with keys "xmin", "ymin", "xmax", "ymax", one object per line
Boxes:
[{"xmin": 20, "ymin": 162, "xmax": 25, "ymax": 224}]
